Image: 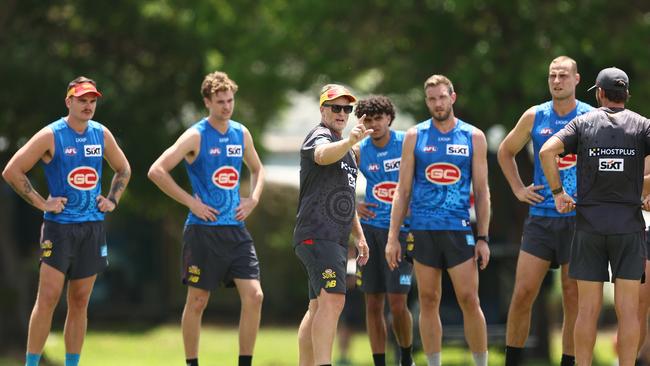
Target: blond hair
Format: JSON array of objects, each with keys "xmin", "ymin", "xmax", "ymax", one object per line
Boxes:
[
  {"xmin": 550, "ymin": 56, "xmax": 578, "ymax": 74},
  {"xmin": 424, "ymin": 74, "xmax": 454, "ymax": 95},
  {"xmin": 201, "ymin": 71, "xmax": 238, "ymax": 98}
]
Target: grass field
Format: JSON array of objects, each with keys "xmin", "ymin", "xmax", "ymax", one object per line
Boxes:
[{"xmin": 0, "ymin": 325, "xmax": 618, "ymax": 365}]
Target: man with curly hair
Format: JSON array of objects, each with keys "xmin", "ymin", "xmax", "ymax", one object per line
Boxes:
[
  {"xmin": 148, "ymin": 71, "xmax": 265, "ymax": 366},
  {"xmin": 352, "ymin": 95, "xmax": 415, "ymax": 366}
]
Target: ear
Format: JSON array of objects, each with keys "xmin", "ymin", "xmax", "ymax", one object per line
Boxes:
[
  {"xmin": 65, "ymin": 97, "xmax": 72, "ymax": 108},
  {"xmin": 450, "ymin": 91, "xmax": 457, "ymax": 104},
  {"xmin": 203, "ymin": 96, "xmax": 211, "ymax": 108},
  {"xmin": 575, "ymin": 73, "xmax": 581, "ymax": 84}
]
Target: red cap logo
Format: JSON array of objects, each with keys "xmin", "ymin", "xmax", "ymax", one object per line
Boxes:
[
  {"xmin": 67, "ymin": 166, "xmax": 99, "ymax": 190},
  {"xmin": 558, "ymin": 154, "xmax": 577, "ymax": 170},
  {"xmin": 425, "ymin": 163, "xmax": 461, "ymax": 185},
  {"xmin": 212, "ymin": 166, "xmax": 239, "ymax": 189},
  {"xmin": 372, "ymin": 181, "xmax": 398, "ymax": 204}
]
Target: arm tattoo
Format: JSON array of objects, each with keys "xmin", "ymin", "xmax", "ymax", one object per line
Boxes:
[
  {"xmin": 107, "ymin": 168, "xmax": 131, "ymax": 201},
  {"xmin": 8, "ymin": 177, "xmax": 34, "ymax": 205}
]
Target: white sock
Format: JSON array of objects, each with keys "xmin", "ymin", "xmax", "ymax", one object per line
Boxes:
[
  {"xmin": 472, "ymin": 351, "xmax": 488, "ymax": 366},
  {"xmin": 426, "ymin": 352, "xmax": 441, "ymax": 366}
]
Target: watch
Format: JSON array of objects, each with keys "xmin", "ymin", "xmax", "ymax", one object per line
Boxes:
[
  {"xmin": 476, "ymin": 235, "xmax": 489, "ymax": 244},
  {"xmin": 108, "ymin": 197, "xmax": 118, "ymax": 206}
]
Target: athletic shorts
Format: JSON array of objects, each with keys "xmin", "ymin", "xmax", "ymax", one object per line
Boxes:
[
  {"xmin": 181, "ymin": 225, "xmax": 260, "ymax": 290},
  {"xmin": 411, "ymin": 230, "xmax": 475, "ymax": 269},
  {"xmin": 295, "ymin": 239, "xmax": 347, "ymax": 299},
  {"xmin": 569, "ymin": 230, "xmax": 646, "ymax": 282},
  {"xmin": 647, "ymin": 228, "xmax": 650, "ymax": 261},
  {"xmin": 40, "ymin": 220, "xmax": 108, "ymax": 279},
  {"xmin": 521, "ymin": 216, "xmax": 575, "ymax": 268},
  {"xmin": 358, "ymin": 224, "xmax": 412, "ymax": 294}
]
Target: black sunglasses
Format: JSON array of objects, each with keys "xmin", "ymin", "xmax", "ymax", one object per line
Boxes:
[{"xmin": 322, "ymin": 104, "xmax": 353, "ymax": 114}]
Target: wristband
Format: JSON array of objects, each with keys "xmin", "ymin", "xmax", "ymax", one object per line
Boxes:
[
  {"xmin": 551, "ymin": 187, "xmax": 563, "ymax": 195},
  {"xmin": 108, "ymin": 197, "xmax": 118, "ymax": 206},
  {"xmin": 476, "ymin": 235, "xmax": 489, "ymax": 245}
]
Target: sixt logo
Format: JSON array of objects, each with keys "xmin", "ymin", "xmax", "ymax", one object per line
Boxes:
[
  {"xmin": 64, "ymin": 147, "xmax": 77, "ymax": 156},
  {"xmin": 383, "ymin": 158, "xmax": 401, "ymax": 172},
  {"xmin": 84, "ymin": 145, "xmax": 102, "ymax": 157},
  {"xmin": 209, "ymin": 147, "xmax": 221, "ymax": 155},
  {"xmin": 540, "ymin": 127, "xmax": 553, "ymax": 136},
  {"xmin": 598, "ymin": 158, "xmax": 624, "ymax": 171},
  {"xmin": 446, "ymin": 144, "xmax": 469, "ymax": 156},
  {"xmin": 368, "ymin": 163, "xmax": 380, "ymax": 172},
  {"xmin": 425, "ymin": 163, "xmax": 461, "ymax": 185},
  {"xmin": 423, "ymin": 146, "xmax": 437, "ymax": 153},
  {"xmin": 226, "ymin": 145, "xmax": 242, "ymax": 157}
]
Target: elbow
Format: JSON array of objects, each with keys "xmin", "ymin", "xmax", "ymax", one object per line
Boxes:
[
  {"xmin": 2, "ymin": 165, "xmax": 13, "ymax": 183},
  {"xmin": 147, "ymin": 165, "xmax": 162, "ymax": 182}
]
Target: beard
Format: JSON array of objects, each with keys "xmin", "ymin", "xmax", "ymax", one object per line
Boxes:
[{"xmin": 432, "ymin": 108, "xmax": 452, "ymax": 122}]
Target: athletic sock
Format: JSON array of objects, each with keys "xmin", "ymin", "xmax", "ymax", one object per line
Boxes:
[
  {"xmin": 505, "ymin": 346, "xmax": 523, "ymax": 366},
  {"xmin": 472, "ymin": 351, "xmax": 488, "ymax": 366},
  {"xmin": 372, "ymin": 353, "xmax": 386, "ymax": 366},
  {"xmin": 186, "ymin": 358, "xmax": 199, "ymax": 366},
  {"xmin": 560, "ymin": 354, "xmax": 575, "ymax": 366},
  {"xmin": 25, "ymin": 353, "xmax": 41, "ymax": 366},
  {"xmin": 426, "ymin": 352, "xmax": 441, "ymax": 366},
  {"xmin": 65, "ymin": 353, "xmax": 80, "ymax": 366},
  {"xmin": 239, "ymin": 355, "xmax": 252, "ymax": 366},
  {"xmin": 400, "ymin": 346, "xmax": 413, "ymax": 366}
]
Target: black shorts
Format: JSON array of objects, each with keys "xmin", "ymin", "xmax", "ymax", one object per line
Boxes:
[
  {"xmin": 295, "ymin": 239, "xmax": 347, "ymax": 299},
  {"xmin": 647, "ymin": 228, "xmax": 650, "ymax": 261},
  {"xmin": 569, "ymin": 230, "xmax": 646, "ymax": 282},
  {"xmin": 411, "ymin": 230, "xmax": 475, "ymax": 269},
  {"xmin": 40, "ymin": 220, "xmax": 108, "ymax": 279},
  {"xmin": 359, "ymin": 224, "xmax": 412, "ymax": 294},
  {"xmin": 521, "ymin": 216, "xmax": 575, "ymax": 268},
  {"xmin": 181, "ymin": 225, "xmax": 260, "ymax": 290}
]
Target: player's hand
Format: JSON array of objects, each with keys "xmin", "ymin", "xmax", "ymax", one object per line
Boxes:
[
  {"xmin": 44, "ymin": 196, "xmax": 67, "ymax": 213},
  {"xmin": 235, "ymin": 197, "xmax": 258, "ymax": 221},
  {"xmin": 553, "ymin": 192, "xmax": 575, "ymax": 213},
  {"xmin": 475, "ymin": 239, "xmax": 490, "ymax": 270},
  {"xmin": 96, "ymin": 195, "xmax": 117, "ymax": 212},
  {"xmin": 385, "ymin": 236, "xmax": 402, "ymax": 271},
  {"xmin": 642, "ymin": 195, "xmax": 650, "ymax": 211},
  {"xmin": 347, "ymin": 115, "xmax": 373, "ymax": 145},
  {"xmin": 189, "ymin": 194, "xmax": 220, "ymax": 222},
  {"xmin": 355, "ymin": 237, "xmax": 369, "ymax": 266},
  {"xmin": 515, "ymin": 183, "xmax": 545, "ymax": 205},
  {"xmin": 356, "ymin": 201, "xmax": 378, "ymax": 220}
]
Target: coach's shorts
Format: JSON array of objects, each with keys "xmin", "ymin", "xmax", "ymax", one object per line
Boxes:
[
  {"xmin": 411, "ymin": 230, "xmax": 475, "ymax": 269},
  {"xmin": 295, "ymin": 239, "xmax": 347, "ymax": 299},
  {"xmin": 40, "ymin": 220, "xmax": 108, "ymax": 279},
  {"xmin": 181, "ymin": 225, "xmax": 260, "ymax": 290},
  {"xmin": 569, "ymin": 230, "xmax": 646, "ymax": 282},
  {"xmin": 358, "ymin": 224, "xmax": 412, "ymax": 294},
  {"xmin": 521, "ymin": 216, "xmax": 575, "ymax": 268}
]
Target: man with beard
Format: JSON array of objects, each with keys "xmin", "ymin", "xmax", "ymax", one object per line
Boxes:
[
  {"xmin": 498, "ymin": 56, "xmax": 593, "ymax": 366},
  {"xmin": 540, "ymin": 67, "xmax": 650, "ymax": 366},
  {"xmin": 386, "ymin": 75, "xmax": 491, "ymax": 366},
  {"xmin": 2, "ymin": 76, "xmax": 131, "ymax": 366},
  {"xmin": 352, "ymin": 95, "xmax": 415, "ymax": 366},
  {"xmin": 294, "ymin": 84, "xmax": 370, "ymax": 366}
]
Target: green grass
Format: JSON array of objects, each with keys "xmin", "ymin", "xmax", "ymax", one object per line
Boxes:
[{"xmin": 0, "ymin": 325, "xmax": 618, "ymax": 365}]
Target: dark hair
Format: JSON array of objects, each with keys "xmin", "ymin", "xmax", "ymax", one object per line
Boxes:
[
  {"xmin": 354, "ymin": 95, "xmax": 396, "ymax": 125},
  {"xmin": 603, "ymin": 88, "xmax": 629, "ymax": 103},
  {"xmin": 67, "ymin": 76, "xmax": 96, "ymax": 91}
]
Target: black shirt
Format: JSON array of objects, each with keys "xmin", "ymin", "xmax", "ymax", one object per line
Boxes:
[
  {"xmin": 293, "ymin": 123, "xmax": 358, "ymax": 246},
  {"xmin": 555, "ymin": 107, "xmax": 650, "ymax": 234}
]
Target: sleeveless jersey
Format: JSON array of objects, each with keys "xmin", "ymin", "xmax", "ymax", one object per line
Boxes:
[
  {"xmin": 184, "ymin": 119, "xmax": 245, "ymax": 227},
  {"xmin": 43, "ymin": 118, "xmax": 105, "ymax": 223},
  {"xmin": 530, "ymin": 100, "xmax": 593, "ymax": 217},
  {"xmin": 411, "ymin": 118, "xmax": 474, "ymax": 231},
  {"xmin": 359, "ymin": 130, "xmax": 408, "ymax": 230}
]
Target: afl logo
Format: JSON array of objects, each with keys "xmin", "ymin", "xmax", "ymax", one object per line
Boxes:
[
  {"xmin": 540, "ymin": 127, "xmax": 553, "ymax": 136},
  {"xmin": 67, "ymin": 166, "xmax": 99, "ymax": 190},
  {"xmin": 558, "ymin": 154, "xmax": 577, "ymax": 170},
  {"xmin": 212, "ymin": 166, "xmax": 239, "ymax": 189},
  {"xmin": 372, "ymin": 181, "xmax": 397, "ymax": 204},
  {"xmin": 425, "ymin": 163, "xmax": 461, "ymax": 185}
]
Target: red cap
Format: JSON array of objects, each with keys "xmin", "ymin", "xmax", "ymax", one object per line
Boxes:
[{"xmin": 66, "ymin": 82, "xmax": 102, "ymax": 98}]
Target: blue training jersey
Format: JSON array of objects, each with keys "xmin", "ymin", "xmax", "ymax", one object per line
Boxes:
[
  {"xmin": 184, "ymin": 118, "xmax": 245, "ymax": 227},
  {"xmin": 411, "ymin": 118, "xmax": 474, "ymax": 231},
  {"xmin": 359, "ymin": 130, "xmax": 408, "ymax": 230},
  {"xmin": 530, "ymin": 100, "xmax": 593, "ymax": 217},
  {"xmin": 43, "ymin": 118, "xmax": 105, "ymax": 223}
]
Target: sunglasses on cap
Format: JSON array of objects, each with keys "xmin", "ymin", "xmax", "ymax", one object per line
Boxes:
[{"xmin": 322, "ymin": 104, "xmax": 353, "ymax": 114}]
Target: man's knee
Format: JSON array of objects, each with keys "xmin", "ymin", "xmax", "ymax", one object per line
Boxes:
[
  {"xmin": 510, "ymin": 282, "xmax": 539, "ymax": 310},
  {"xmin": 318, "ymin": 291, "xmax": 345, "ymax": 314},
  {"xmin": 242, "ymin": 288, "xmax": 264, "ymax": 309},
  {"xmin": 366, "ymin": 295, "xmax": 384, "ymax": 315},
  {"xmin": 419, "ymin": 289, "xmax": 441, "ymax": 311},
  {"xmin": 185, "ymin": 292, "xmax": 210, "ymax": 314},
  {"xmin": 456, "ymin": 290, "xmax": 481, "ymax": 312},
  {"xmin": 36, "ymin": 286, "xmax": 62, "ymax": 310},
  {"xmin": 387, "ymin": 295, "xmax": 409, "ymax": 316}
]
